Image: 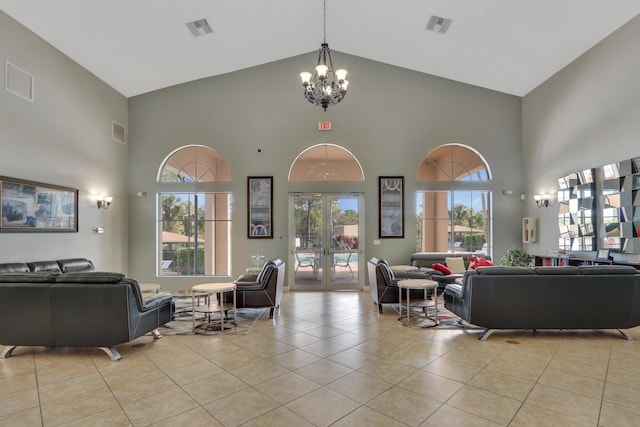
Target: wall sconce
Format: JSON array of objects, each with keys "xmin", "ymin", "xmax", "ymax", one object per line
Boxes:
[
  {"xmin": 96, "ymin": 195, "xmax": 113, "ymax": 209},
  {"xmin": 534, "ymin": 194, "xmax": 549, "ymax": 208}
]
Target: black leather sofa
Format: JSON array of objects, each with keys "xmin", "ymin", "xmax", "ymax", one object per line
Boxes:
[
  {"xmin": 443, "ymin": 265, "xmax": 640, "ymax": 340},
  {"xmin": 0, "ymin": 259, "xmax": 173, "ymax": 360}
]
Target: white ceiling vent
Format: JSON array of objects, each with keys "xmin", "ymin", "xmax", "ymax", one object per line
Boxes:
[
  {"xmin": 186, "ymin": 19, "xmax": 213, "ymax": 37},
  {"xmin": 112, "ymin": 120, "xmax": 126, "ymax": 145},
  {"xmin": 5, "ymin": 62, "xmax": 34, "ymax": 102},
  {"xmin": 426, "ymin": 15, "xmax": 452, "ymax": 34}
]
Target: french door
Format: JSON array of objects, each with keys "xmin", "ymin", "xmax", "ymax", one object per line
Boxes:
[{"xmin": 289, "ymin": 193, "xmax": 363, "ymax": 291}]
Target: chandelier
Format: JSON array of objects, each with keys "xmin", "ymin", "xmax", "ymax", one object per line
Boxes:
[{"xmin": 299, "ymin": 0, "xmax": 348, "ymax": 111}]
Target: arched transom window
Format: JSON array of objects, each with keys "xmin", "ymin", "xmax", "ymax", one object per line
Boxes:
[
  {"xmin": 158, "ymin": 145, "xmax": 231, "ymax": 183},
  {"xmin": 289, "ymin": 143, "xmax": 364, "ymax": 182},
  {"xmin": 418, "ymin": 143, "xmax": 490, "ymax": 182}
]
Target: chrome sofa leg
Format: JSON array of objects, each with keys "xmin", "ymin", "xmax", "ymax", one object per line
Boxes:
[
  {"xmin": 478, "ymin": 329, "xmax": 496, "ymax": 341},
  {"xmin": 0, "ymin": 345, "xmax": 17, "ymax": 358},
  {"xmin": 151, "ymin": 328, "xmax": 163, "ymax": 339},
  {"xmin": 616, "ymin": 329, "xmax": 630, "ymax": 340},
  {"xmin": 99, "ymin": 347, "xmax": 123, "ymax": 361}
]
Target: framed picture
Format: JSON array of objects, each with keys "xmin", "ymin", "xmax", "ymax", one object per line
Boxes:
[
  {"xmin": 379, "ymin": 176, "xmax": 404, "ymax": 238},
  {"xmin": 247, "ymin": 176, "xmax": 273, "ymax": 238},
  {"xmin": 0, "ymin": 176, "xmax": 78, "ymax": 232}
]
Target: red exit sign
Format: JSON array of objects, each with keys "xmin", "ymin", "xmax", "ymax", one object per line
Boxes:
[{"xmin": 318, "ymin": 121, "xmax": 332, "ymax": 131}]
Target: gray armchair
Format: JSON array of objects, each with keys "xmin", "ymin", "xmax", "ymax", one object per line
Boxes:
[{"xmin": 228, "ymin": 258, "xmax": 285, "ymax": 318}]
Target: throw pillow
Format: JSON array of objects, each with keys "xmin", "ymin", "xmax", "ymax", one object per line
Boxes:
[
  {"xmin": 432, "ymin": 263, "xmax": 452, "ymax": 275},
  {"xmin": 445, "ymin": 257, "xmax": 466, "ymax": 274},
  {"xmin": 469, "ymin": 256, "xmax": 493, "ymax": 269}
]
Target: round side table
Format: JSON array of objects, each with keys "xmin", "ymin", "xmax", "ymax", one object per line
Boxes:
[
  {"xmin": 397, "ymin": 279, "xmax": 438, "ymax": 328},
  {"xmin": 192, "ymin": 283, "xmax": 237, "ymax": 333}
]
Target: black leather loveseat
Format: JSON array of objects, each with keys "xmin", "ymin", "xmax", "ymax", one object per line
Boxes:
[
  {"xmin": 0, "ymin": 259, "xmax": 173, "ymax": 360},
  {"xmin": 444, "ymin": 265, "xmax": 640, "ymax": 340}
]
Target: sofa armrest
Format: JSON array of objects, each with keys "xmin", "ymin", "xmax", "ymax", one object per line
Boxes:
[
  {"xmin": 234, "ymin": 274, "xmax": 259, "ymax": 284},
  {"xmin": 142, "ymin": 293, "xmax": 173, "ymax": 311}
]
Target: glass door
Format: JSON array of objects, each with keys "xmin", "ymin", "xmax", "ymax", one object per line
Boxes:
[{"xmin": 290, "ymin": 193, "xmax": 362, "ymax": 291}]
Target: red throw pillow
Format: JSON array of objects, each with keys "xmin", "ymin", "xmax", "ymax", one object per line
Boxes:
[
  {"xmin": 468, "ymin": 256, "xmax": 493, "ymax": 269},
  {"xmin": 432, "ymin": 263, "xmax": 452, "ymax": 275}
]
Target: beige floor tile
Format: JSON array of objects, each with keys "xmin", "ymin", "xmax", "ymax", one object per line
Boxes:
[
  {"xmin": 229, "ymin": 358, "xmax": 289, "ymax": 385},
  {"xmin": 121, "ymin": 387, "xmax": 199, "ymax": 426},
  {"xmin": 241, "ymin": 406, "xmax": 315, "ymax": 427},
  {"xmin": 206, "ymin": 347, "xmax": 263, "ymax": 370},
  {"xmin": 538, "ymin": 367, "xmax": 605, "ymax": 399},
  {"xmin": 357, "ymin": 358, "xmax": 419, "ymax": 384},
  {"xmin": 446, "ymin": 385, "xmax": 521, "ymax": 426},
  {"xmin": 469, "ymin": 370, "xmax": 535, "ymax": 401},
  {"xmin": 366, "ymin": 385, "xmax": 441, "ymax": 426},
  {"xmin": 0, "ymin": 372, "xmax": 37, "ymax": 398},
  {"xmin": 599, "ymin": 400, "xmax": 640, "ymax": 427},
  {"xmin": 109, "ymin": 372, "xmax": 178, "ymax": 405},
  {"xmin": 181, "ymin": 370, "xmax": 249, "ymax": 405},
  {"xmin": 57, "ymin": 406, "xmax": 133, "ymax": 427},
  {"xmin": 203, "ymin": 388, "xmax": 279, "ymax": 427},
  {"xmin": 0, "ymin": 407, "xmax": 43, "ymax": 427},
  {"xmin": 253, "ymin": 371, "xmax": 321, "ymax": 404},
  {"xmin": 420, "ymin": 404, "xmax": 502, "ymax": 427},
  {"xmin": 509, "ymin": 402, "xmax": 596, "ymax": 427},
  {"xmin": 327, "ymin": 371, "xmax": 392, "ymax": 404},
  {"xmin": 161, "ymin": 358, "xmax": 225, "ymax": 385},
  {"xmin": 603, "ymin": 381, "xmax": 640, "ymax": 410},
  {"xmin": 482, "ymin": 353, "xmax": 548, "ymax": 382},
  {"xmin": 332, "ymin": 405, "xmax": 407, "ymax": 427},
  {"xmin": 41, "ymin": 389, "xmax": 119, "ymax": 426},
  {"xmin": 300, "ymin": 339, "xmax": 349, "ymax": 357},
  {"xmin": 327, "ymin": 331, "xmax": 370, "ymax": 347},
  {"xmin": 268, "ymin": 348, "xmax": 321, "ymax": 370},
  {"xmin": 294, "ymin": 358, "xmax": 353, "ymax": 385},
  {"xmin": 545, "ymin": 356, "xmax": 608, "ymax": 381},
  {"xmin": 524, "ymin": 383, "xmax": 601, "ymax": 425},
  {"xmin": 0, "ymin": 387, "xmax": 39, "ymax": 418},
  {"xmin": 327, "ymin": 347, "xmax": 380, "ymax": 370},
  {"xmin": 422, "ymin": 356, "xmax": 483, "ymax": 383},
  {"xmin": 39, "ymin": 372, "xmax": 109, "ymax": 404},
  {"xmin": 398, "ymin": 370, "xmax": 464, "ymax": 402},
  {"xmin": 286, "ymin": 387, "xmax": 360, "ymax": 427},
  {"xmin": 274, "ymin": 331, "xmax": 322, "ymax": 347},
  {"xmin": 150, "ymin": 406, "xmax": 222, "ymax": 427},
  {"xmin": 392, "ymin": 346, "xmax": 439, "ymax": 369},
  {"xmin": 606, "ymin": 365, "xmax": 640, "ymax": 388}
]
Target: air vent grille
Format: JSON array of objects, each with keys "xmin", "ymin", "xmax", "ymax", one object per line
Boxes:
[
  {"xmin": 112, "ymin": 121, "xmax": 126, "ymax": 145},
  {"xmin": 5, "ymin": 62, "xmax": 34, "ymax": 102},
  {"xmin": 426, "ymin": 15, "xmax": 452, "ymax": 34},
  {"xmin": 186, "ymin": 19, "xmax": 213, "ymax": 37}
]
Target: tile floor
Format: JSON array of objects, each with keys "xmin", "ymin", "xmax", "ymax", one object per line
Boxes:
[{"xmin": 1, "ymin": 291, "xmax": 640, "ymax": 426}]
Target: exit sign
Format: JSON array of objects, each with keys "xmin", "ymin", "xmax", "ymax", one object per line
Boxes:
[{"xmin": 318, "ymin": 121, "xmax": 332, "ymax": 131}]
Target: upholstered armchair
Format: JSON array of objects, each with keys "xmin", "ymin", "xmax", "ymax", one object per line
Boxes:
[
  {"xmin": 368, "ymin": 257, "xmax": 430, "ymax": 314},
  {"xmin": 229, "ymin": 258, "xmax": 285, "ymax": 318}
]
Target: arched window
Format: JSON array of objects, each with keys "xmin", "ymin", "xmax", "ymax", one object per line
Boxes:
[
  {"xmin": 158, "ymin": 145, "xmax": 231, "ymax": 182},
  {"xmin": 157, "ymin": 145, "xmax": 232, "ymax": 277},
  {"xmin": 288, "ymin": 143, "xmax": 364, "ymax": 182},
  {"xmin": 416, "ymin": 143, "xmax": 492, "ymax": 254}
]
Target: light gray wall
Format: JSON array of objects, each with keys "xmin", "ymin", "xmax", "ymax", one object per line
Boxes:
[
  {"xmin": 0, "ymin": 11, "xmax": 129, "ymax": 271},
  {"xmin": 128, "ymin": 52, "xmax": 523, "ymax": 290},
  {"xmin": 522, "ymin": 14, "xmax": 640, "ymax": 259}
]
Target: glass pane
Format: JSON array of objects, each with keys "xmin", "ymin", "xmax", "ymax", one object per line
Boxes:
[{"xmin": 293, "ymin": 194, "xmax": 323, "ymax": 285}]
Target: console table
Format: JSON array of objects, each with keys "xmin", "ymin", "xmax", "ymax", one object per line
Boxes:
[{"xmin": 535, "ymin": 255, "xmax": 640, "ymax": 269}]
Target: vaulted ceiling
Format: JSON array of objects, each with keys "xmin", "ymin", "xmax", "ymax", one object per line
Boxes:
[{"xmin": 1, "ymin": 0, "xmax": 639, "ymax": 97}]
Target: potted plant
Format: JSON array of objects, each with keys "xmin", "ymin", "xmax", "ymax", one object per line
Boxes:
[{"xmin": 500, "ymin": 248, "xmax": 534, "ymax": 267}]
